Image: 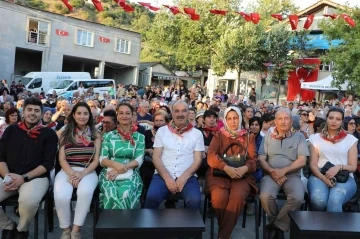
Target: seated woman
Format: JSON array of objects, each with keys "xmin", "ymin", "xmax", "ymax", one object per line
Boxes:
[
  {"xmin": 308, "ymin": 107, "xmax": 358, "ymax": 212},
  {"xmin": 207, "ymin": 106, "xmax": 257, "ymax": 239},
  {"xmin": 0, "ymin": 107, "xmax": 21, "ymax": 139},
  {"xmin": 99, "ymin": 103, "xmax": 145, "ymax": 209},
  {"xmin": 141, "ymin": 110, "xmax": 170, "ymax": 190},
  {"xmin": 249, "ymin": 117, "xmax": 263, "ymax": 183},
  {"xmin": 41, "ymin": 107, "xmax": 57, "ymax": 130},
  {"xmin": 55, "ymin": 102, "xmax": 101, "ymax": 239}
]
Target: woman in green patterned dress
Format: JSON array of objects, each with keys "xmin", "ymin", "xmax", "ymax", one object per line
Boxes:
[{"xmin": 99, "ymin": 103, "xmax": 145, "ymax": 209}]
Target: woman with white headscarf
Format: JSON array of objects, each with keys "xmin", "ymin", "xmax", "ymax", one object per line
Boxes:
[{"xmin": 207, "ymin": 106, "xmax": 258, "ymax": 239}]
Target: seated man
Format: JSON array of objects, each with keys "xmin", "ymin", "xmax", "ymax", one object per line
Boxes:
[
  {"xmin": 0, "ymin": 97, "xmax": 58, "ymax": 239},
  {"xmin": 258, "ymin": 108, "xmax": 309, "ymax": 239},
  {"xmin": 144, "ymin": 100, "xmax": 204, "ymax": 209}
]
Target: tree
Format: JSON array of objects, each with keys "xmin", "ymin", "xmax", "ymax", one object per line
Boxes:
[
  {"xmin": 144, "ymin": 0, "xmax": 243, "ymax": 71},
  {"xmin": 211, "ymin": 22, "xmax": 267, "ymax": 95},
  {"xmin": 321, "ymin": 6, "xmax": 360, "ymax": 91},
  {"xmin": 263, "ymin": 24, "xmax": 296, "ymax": 104}
]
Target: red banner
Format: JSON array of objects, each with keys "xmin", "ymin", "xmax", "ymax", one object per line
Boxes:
[
  {"xmin": 287, "ymin": 58, "xmax": 320, "ymax": 102},
  {"xmin": 99, "ymin": 36, "xmax": 110, "ymax": 43},
  {"xmin": 56, "ymin": 29, "xmax": 69, "ymax": 36}
]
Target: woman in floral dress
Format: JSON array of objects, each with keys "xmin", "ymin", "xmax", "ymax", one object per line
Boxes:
[{"xmin": 99, "ymin": 103, "xmax": 145, "ymax": 209}]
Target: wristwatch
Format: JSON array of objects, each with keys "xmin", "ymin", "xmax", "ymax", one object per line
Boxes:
[{"xmin": 22, "ymin": 174, "xmax": 29, "ymax": 182}]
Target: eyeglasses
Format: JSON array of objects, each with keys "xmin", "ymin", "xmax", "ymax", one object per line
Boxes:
[
  {"xmin": 349, "ymin": 122, "xmax": 356, "ymax": 125},
  {"xmin": 301, "ymin": 114, "xmax": 309, "ymax": 117},
  {"xmin": 102, "ymin": 121, "xmax": 112, "ymax": 125}
]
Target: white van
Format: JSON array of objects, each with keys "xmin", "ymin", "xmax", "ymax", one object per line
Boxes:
[
  {"xmin": 48, "ymin": 79, "xmax": 116, "ymax": 98},
  {"xmin": 22, "ymin": 72, "xmax": 91, "ymax": 94}
]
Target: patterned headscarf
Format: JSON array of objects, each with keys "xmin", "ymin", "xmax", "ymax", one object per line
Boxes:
[
  {"xmin": 75, "ymin": 126, "xmax": 92, "ymax": 146},
  {"xmin": 220, "ymin": 106, "xmax": 247, "ymax": 141},
  {"xmin": 320, "ymin": 124, "xmax": 347, "ymax": 144}
]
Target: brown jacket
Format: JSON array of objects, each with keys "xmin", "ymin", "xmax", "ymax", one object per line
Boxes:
[{"xmin": 207, "ymin": 131, "xmax": 258, "ymax": 194}]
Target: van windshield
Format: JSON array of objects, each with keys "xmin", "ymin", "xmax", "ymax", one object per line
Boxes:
[
  {"xmin": 22, "ymin": 77, "xmax": 33, "ymax": 86},
  {"xmin": 54, "ymin": 80, "xmax": 73, "ymax": 89}
]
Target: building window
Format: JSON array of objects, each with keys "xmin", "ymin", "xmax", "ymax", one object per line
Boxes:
[
  {"xmin": 116, "ymin": 38, "xmax": 131, "ymax": 54},
  {"xmin": 27, "ymin": 19, "xmax": 49, "ymax": 46},
  {"xmin": 76, "ymin": 29, "xmax": 94, "ymax": 47}
]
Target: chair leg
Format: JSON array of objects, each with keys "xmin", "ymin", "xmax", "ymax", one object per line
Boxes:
[
  {"xmin": 34, "ymin": 211, "xmax": 38, "ymax": 239},
  {"xmin": 262, "ymin": 209, "xmax": 267, "ymax": 239},
  {"xmin": 202, "ymin": 195, "xmax": 208, "ymax": 223},
  {"xmin": 44, "ymin": 198, "xmax": 48, "ymax": 239},
  {"xmin": 254, "ymin": 201, "xmax": 259, "ymax": 239},
  {"xmin": 210, "ymin": 206, "xmax": 214, "ymax": 239},
  {"xmin": 242, "ymin": 202, "xmax": 247, "ymax": 228},
  {"xmin": 48, "ymin": 197, "xmax": 54, "ymax": 232},
  {"xmin": 258, "ymin": 200, "xmax": 262, "ymax": 227}
]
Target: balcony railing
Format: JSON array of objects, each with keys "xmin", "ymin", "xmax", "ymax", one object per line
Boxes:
[{"xmin": 27, "ymin": 31, "xmax": 49, "ymax": 46}]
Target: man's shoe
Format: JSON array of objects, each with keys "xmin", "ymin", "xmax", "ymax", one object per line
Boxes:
[
  {"xmin": 273, "ymin": 225, "xmax": 285, "ymax": 239},
  {"xmin": 265, "ymin": 224, "xmax": 278, "ymax": 239},
  {"xmin": 1, "ymin": 222, "xmax": 17, "ymax": 239},
  {"xmin": 14, "ymin": 230, "xmax": 28, "ymax": 239}
]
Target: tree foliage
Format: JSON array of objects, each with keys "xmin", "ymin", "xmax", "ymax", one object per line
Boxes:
[{"xmin": 321, "ymin": 6, "xmax": 360, "ymax": 91}]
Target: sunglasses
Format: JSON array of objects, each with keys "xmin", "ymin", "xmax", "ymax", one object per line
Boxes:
[{"xmin": 301, "ymin": 113, "xmax": 309, "ymax": 117}]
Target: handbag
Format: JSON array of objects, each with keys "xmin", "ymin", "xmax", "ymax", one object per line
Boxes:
[
  {"xmin": 320, "ymin": 161, "xmax": 350, "ymax": 183},
  {"xmin": 106, "ymin": 167, "xmax": 133, "ymax": 180},
  {"xmin": 213, "ymin": 133, "xmax": 249, "ymax": 178}
]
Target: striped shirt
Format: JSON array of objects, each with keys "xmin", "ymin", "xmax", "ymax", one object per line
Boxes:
[{"xmin": 65, "ymin": 142, "xmax": 95, "ymax": 168}]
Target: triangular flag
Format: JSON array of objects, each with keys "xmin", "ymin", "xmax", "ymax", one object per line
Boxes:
[
  {"xmin": 238, "ymin": 12, "xmax": 252, "ymax": 22},
  {"xmin": 271, "ymin": 14, "xmax": 283, "ymax": 21},
  {"xmin": 323, "ymin": 14, "xmax": 338, "ymax": 19},
  {"xmin": 122, "ymin": 4, "xmax": 134, "ymax": 12},
  {"xmin": 92, "ymin": 0, "xmax": 104, "ymax": 12},
  {"xmin": 148, "ymin": 6, "xmax": 160, "ymax": 11},
  {"xmin": 184, "ymin": 7, "xmax": 196, "ymax": 15},
  {"xmin": 138, "ymin": 2, "xmax": 151, "ymax": 7},
  {"xmin": 250, "ymin": 13, "xmax": 260, "ymax": 24},
  {"xmin": 341, "ymin": 14, "xmax": 356, "ymax": 27},
  {"xmin": 209, "ymin": 9, "xmax": 228, "ymax": 16},
  {"xmin": 184, "ymin": 7, "xmax": 200, "ymax": 21},
  {"xmin": 303, "ymin": 14, "xmax": 314, "ymax": 29},
  {"xmin": 163, "ymin": 5, "xmax": 182, "ymax": 15},
  {"xmin": 289, "ymin": 15, "xmax": 299, "ymax": 30},
  {"xmin": 61, "ymin": 0, "xmax": 73, "ymax": 11}
]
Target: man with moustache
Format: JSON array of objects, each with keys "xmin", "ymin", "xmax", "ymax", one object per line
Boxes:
[
  {"xmin": 0, "ymin": 97, "xmax": 58, "ymax": 239},
  {"xmin": 258, "ymin": 109, "xmax": 309, "ymax": 239},
  {"xmin": 144, "ymin": 100, "xmax": 204, "ymax": 209}
]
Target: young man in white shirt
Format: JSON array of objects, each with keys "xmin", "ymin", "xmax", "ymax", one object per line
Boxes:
[{"xmin": 144, "ymin": 100, "xmax": 204, "ymax": 209}]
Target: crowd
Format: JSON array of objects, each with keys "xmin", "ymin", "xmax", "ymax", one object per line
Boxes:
[{"xmin": 0, "ymin": 78, "xmax": 359, "ymax": 239}]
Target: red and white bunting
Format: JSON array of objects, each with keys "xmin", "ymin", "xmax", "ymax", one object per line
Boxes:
[
  {"xmin": 92, "ymin": 0, "xmax": 104, "ymax": 12},
  {"xmin": 341, "ymin": 14, "xmax": 356, "ymax": 27},
  {"xmin": 289, "ymin": 15, "xmax": 299, "ymax": 30},
  {"xmin": 61, "ymin": 0, "xmax": 73, "ymax": 12},
  {"xmin": 303, "ymin": 14, "xmax": 314, "ymax": 29}
]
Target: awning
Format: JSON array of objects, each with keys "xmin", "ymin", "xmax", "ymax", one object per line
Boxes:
[
  {"xmin": 292, "ymin": 34, "xmax": 343, "ymax": 50},
  {"xmin": 152, "ymin": 72, "xmax": 177, "ymax": 80},
  {"xmin": 301, "ymin": 75, "xmax": 348, "ymax": 91}
]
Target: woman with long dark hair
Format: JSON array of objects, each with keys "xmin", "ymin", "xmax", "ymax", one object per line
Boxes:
[
  {"xmin": 55, "ymin": 102, "xmax": 101, "ymax": 239},
  {"xmin": 308, "ymin": 108, "xmax": 358, "ymax": 212},
  {"xmin": 99, "ymin": 103, "xmax": 145, "ymax": 209}
]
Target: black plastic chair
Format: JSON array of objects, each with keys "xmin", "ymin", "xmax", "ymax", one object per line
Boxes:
[
  {"xmin": 1, "ymin": 192, "xmax": 50, "ymax": 239},
  {"xmin": 48, "ymin": 151, "xmax": 100, "ymax": 234},
  {"xmin": 203, "ymin": 191, "xmax": 260, "ymax": 239}
]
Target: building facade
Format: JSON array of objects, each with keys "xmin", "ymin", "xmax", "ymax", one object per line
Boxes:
[{"xmin": 0, "ymin": 1, "xmax": 141, "ymax": 85}]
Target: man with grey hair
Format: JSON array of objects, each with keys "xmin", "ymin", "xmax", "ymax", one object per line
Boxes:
[
  {"xmin": 137, "ymin": 101, "xmax": 153, "ymax": 129},
  {"xmin": 258, "ymin": 108, "xmax": 309, "ymax": 239},
  {"xmin": 144, "ymin": 100, "xmax": 204, "ymax": 209}
]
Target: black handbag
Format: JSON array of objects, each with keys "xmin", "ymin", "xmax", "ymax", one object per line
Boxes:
[
  {"xmin": 213, "ymin": 133, "xmax": 249, "ymax": 178},
  {"xmin": 320, "ymin": 161, "xmax": 350, "ymax": 183}
]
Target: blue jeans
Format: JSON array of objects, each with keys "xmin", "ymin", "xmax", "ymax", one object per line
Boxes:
[
  {"xmin": 144, "ymin": 174, "xmax": 201, "ymax": 210},
  {"xmin": 308, "ymin": 175, "xmax": 357, "ymax": 212}
]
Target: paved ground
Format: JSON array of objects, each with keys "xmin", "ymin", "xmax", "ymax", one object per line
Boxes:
[{"xmin": 1, "ymin": 199, "xmax": 292, "ymax": 239}]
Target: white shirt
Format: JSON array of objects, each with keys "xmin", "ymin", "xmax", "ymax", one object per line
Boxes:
[
  {"xmin": 78, "ymin": 86, "xmax": 85, "ymax": 96},
  {"xmin": 309, "ymin": 133, "xmax": 358, "ymax": 177},
  {"xmin": 153, "ymin": 126, "xmax": 205, "ymax": 179}
]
